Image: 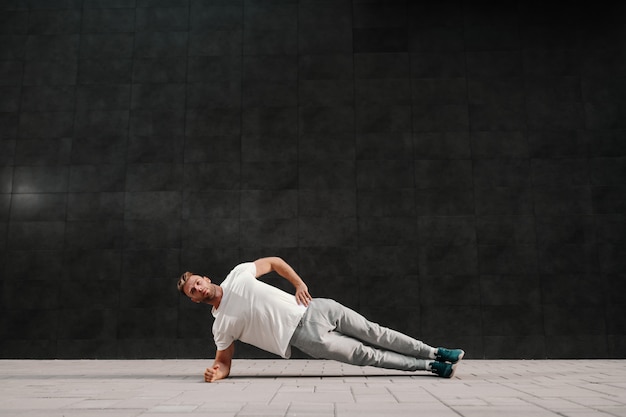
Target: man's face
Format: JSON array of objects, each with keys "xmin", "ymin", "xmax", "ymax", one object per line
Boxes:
[{"xmin": 183, "ymin": 275, "xmax": 215, "ymax": 304}]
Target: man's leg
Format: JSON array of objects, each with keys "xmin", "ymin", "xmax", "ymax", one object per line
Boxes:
[
  {"xmin": 290, "ymin": 299, "xmax": 433, "ymax": 371},
  {"xmin": 294, "ymin": 327, "xmax": 429, "ymax": 371},
  {"xmin": 323, "ymin": 298, "xmax": 436, "ymax": 358}
]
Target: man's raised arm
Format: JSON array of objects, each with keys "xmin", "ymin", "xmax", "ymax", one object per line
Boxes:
[
  {"xmin": 204, "ymin": 342, "xmax": 234, "ymax": 383},
  {"xmin": 253, "ymin": 257, "xmax": 312, "ymax": 306}
]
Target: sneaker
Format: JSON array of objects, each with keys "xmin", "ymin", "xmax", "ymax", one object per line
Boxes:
[
  {"xmin": 430, "ymin": 361, "xmax": 457, "ymax": 378},
  {"xmin": 436, "ymin": 347, "xmax": 465, "ymax": 364}
]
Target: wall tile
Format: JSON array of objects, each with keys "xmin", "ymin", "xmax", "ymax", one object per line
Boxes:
[
  {"xmin": 299, "ymin": 79, "xmax": 353, "ymax": 107},
  {"xmin": 542, "ymin": 274, "xmax": 605, "ymax": 305},
  {"xmin": 74, "ymin": 110, "xmax": 129, "ymax": 139},
  {"xmin": 125, "ymin": 164, "xmax": 183, "ymax": 192},
  {"xmin": 421, "ymin": 305, "xmax": 482, "ymax": 337},
  {"xmin": 18, "ymin": 111, "xmax": 74, "ymax": 138},
  {"xmin": 0, "ymin": 11, "xmax": 28, "ymax": 35},
  {"xmin": 415, "ymin": 188, "xmax": 474, "ymax": 216},
  {"xmin": 415, "ymin": 160, "xmax": 473, "ymax": 188},
  {"xmin": 355, "ymin": 53, "xmax": 409, "ymax": 79},
  {"xmin": 183, "ymin": 190, "xmax": 240, "ymax": 219},
  {"xmin": 123, "ymin": 220, "xmax": 181, "ymax": 249},
  {"xmin": 418, "ymin": 216, "xmax": 476, "ymax": 246},
  {"xmin": 546, "ymin": 335, "xmax": 608, "ymax": 358},
  {"xmin": 299, "ymin": 54, "xmax": 353, "ymax": 80},
  {"xmin": 0, "ymin": 35, "xmax": 27, "ymax": 60},
  {"xmin": 471, "ymin": 131, "xmax": 530, "ymax": 158},
  {"xmin": 1, "ymin": 309, "xmax": 58, "ymax": 340},
  {"xmin": 357, "ymin": 160, "xmax": 414, "ymax": 189},
  {"xmin": 124, "ymin": 191, "xmax": 181, "ymax": 220},
  {"xmin": 299, "ymin": 106, "xmax": 354, "ymax": 134},
  {"xmin": 481, "ymin": 275, "xmax": 541, "ymax": 305},
  {"xmin": 183, "ymin": 162, "xmax": 240, "ymax": 191},
  {"xmin": 10, "ymin": 194, "xmax": 66, "ymax": 221},
  {"xmin": 5, "ymin": 250, "xmax": 64, "ymax": 281},
  {"xmin": 483, "ymin": 335, "xmax": 546, "ymax": 359},
  {"xmin": 299, "ymin": 133, "xmax": 354, "ymax": 161},
  {"xmin": 69, "ymin": 165, "xmax": 125, "ymax": 192},
  {"xmin": 186, "ymin": 109, "xmax": 241, "ymax": 136},
  {"xmin": 241, "ymin": 161, "xmax": 297, "ymax": 190},
  {"xmin": 240, "ymin": 218, "xmax": 298, "ymax": 248},
  {"xmin": 357, "ymin": 132, "xmax": 412, "ymax": 160},
  {"xmin": 358, "ymin": 217, "xmax": 416, "ymax": 245},
  {"xmin": 544, "ymin": 305, "xmax": 606, "ymax": 336},
  {"xmin": 358, "ymin": 188, "xmax": 414, "ymax": 217},
  {"xmin": 590, "ymin": 157, "xmax": 626, "ymax": 186},
  {"xmin": 409, "ymin": 25, "xmax": 464, "ymax": 52},
  {"xmin": 595, "ymin": 214, "xmax": 626, "ymax": 244},
  {"xmin": 478, "ymin": 244, "xmax": 537, "ymax": 275},
  {"xmin": 474, "ymin": 186, "xmax": 534, "ymax": 215},
  {"xmin": 80, "ymin": 33, "xmax": 134, "ymax": 58},
  {"xmin": 183, "ymin": 135, "xmax": 238, "ymax": 163},
  {"xmin": 0, "ymin": 195, "xmax": 9, "ymax": 221},
  {"xmin": 299, "ymin": 217, "xmax": 357, "ymax": 247},
  {"xmin": 356, "ymin": 246, "xmax": 418, "ymax": 276},
  {"xmin": 466, "ymin": 51, "xmax": 522, "ymax": 77},
  {"xmin": 189, "ymin": 4, "xmax": 242, "ymax": 32},
  {"xmin": 0, "ymin": 166, "xmax": 12, "ymax": 194},
  {"xmin": 357, "ymin": 78, "xmax": 411, "ymax": 105},
  {"xmin": 241, "ymin": 190, "xmax": 297, "ymax": 219},
  {"xmin": 15, "ymin": 138, "xmax": 71, "ymax": 166},
  {"xmin": 135, "ymin": 7, "xmax": 188, "ymax": 32},
  {"xmin": 244, "ymin": 28, "xmax": 297, "ymax": 56},
  {"xmin": 533, "ymin": 186, "xmax": 593, "ymax": 215},
  {"xmin": 117, "ymin": 308, "xmax": 177, "ymax": 339},
  {"xmin": 410, "ymin": 51, "xmax": 465, "ymax": 79},
  {"xmin": 355, "ymin": 105, "xmax": 411, "ymax": 133},
  {"xmin": 26, "ymin": 34, "xmax": 79, "ymax": 60},
  {"xmin": 476, "ymin": 216, "xmax": 535, "ymax": 245},
  {"xmin": 299, "ymin": 160, "xmax": 355, "ymax": 190},
  {"xmin": 8, "ymin": 221, "xmax": 65, "ymax": 249},
  {"xmin": 134, "ymin": 32, "xmax": 188, "ymax": 58},
  {"xmin": 482, "ymin": 305, "xmax": 543, "ymax": 336},
  {"xmin": 598, "ymin": 243, "xmax": 626, "ymax": 274},
  {"xmin": 12, "ymin": 166, "xmax": 68, "ymax": 193},
  {"xmin": 71, "ymin": 136, "xmax": 127, "ymax": 165},
  {"xmin": 130, "ymin": 110, "xmax": 184, "ymax": 137},
  {"xmin": 412, "ymin": 104, "xmax": 468, "ymax": 131},
  {"xmin": 81, "ymin": 8, "xmax": 135, "ymax": 33},
  {"xmin": 65, "ymin": 220, "xmax": 124, "ymax": 249},
  {"xmin": 63, "ymin": 249, "xmax": 122, "ymax": 281},
  {"xmin": 418, "ymin": 244, "xmax": 478, "ymax": 275},
  {"xmin": 420, "ymin": 274, "xmax": 480, "ymax": 305},
  {"xmin": 189, "ymin": 30, "xmax": 241, "ymax": 56},
  {"xmin": 593, "ymin": 186, "xmax": 626, "ymax": 214},
  {"xmin": 414, "ymin": 131, "xmax": 471, "ymax": 159},
  {"xmin": 23, "ymin": 59, "xmax": 75, "ymax": 85}
]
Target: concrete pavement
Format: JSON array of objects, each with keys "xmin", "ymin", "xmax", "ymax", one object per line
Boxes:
[{"xmin": 1, "ymin": 359, "xmax": 625, "ymax": 416}]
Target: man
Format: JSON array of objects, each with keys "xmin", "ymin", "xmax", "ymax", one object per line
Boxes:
[{"xmin": 177, "ymin": 257, "xmax": 464, "ymax": 382}]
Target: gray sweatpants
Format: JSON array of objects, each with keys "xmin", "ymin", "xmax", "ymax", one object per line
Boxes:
[{"xmin": 289, "ymin": 298, "xmax": 433, "ymax": 371}]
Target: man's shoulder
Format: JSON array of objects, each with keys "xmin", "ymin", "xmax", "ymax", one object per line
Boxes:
[{"xmin": 225, "ymin": 262, "xmax": 256, "ymax": 283}]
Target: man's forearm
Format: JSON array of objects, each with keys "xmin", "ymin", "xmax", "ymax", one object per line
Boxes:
[
  {"xmin": 272, "ymin": 258, "xmax": 306, "ymax": 288},
  {"xmin": 255, "ymin": 257, "xmax": 312, "ymax": 305}
]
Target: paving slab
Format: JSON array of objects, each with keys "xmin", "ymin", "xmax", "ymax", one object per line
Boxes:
[{"xmin": 0, "ymin": 360, "xmax": 625, "ymax": 416}]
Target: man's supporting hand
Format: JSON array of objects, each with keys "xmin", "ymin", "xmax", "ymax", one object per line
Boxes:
[
  {"xmin": 204, "ymin": 364, "xmax": 225, "ymax": 382},
  {"xmin": 204, "ymin": 343, "xmax": 234, "ymax": 382}
]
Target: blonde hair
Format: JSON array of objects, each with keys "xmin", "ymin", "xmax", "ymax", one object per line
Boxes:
[{"xmin": 177, "ymin": 271, "xmax": 194, "ymax": 294}]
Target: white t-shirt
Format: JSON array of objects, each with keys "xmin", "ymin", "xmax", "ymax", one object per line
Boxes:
[{"xmin": 211, "ymin": 262, "xmax": 307, "ymax": 359}]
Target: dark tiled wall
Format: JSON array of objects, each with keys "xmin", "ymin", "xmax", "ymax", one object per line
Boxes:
[{"xmin": 1, "ymin": 1, "xmax": 625, "ymax": 359}]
